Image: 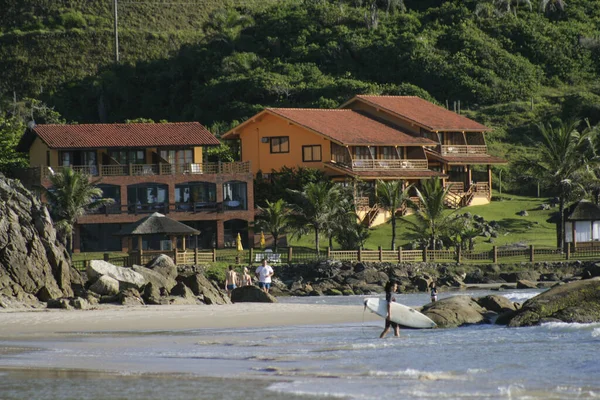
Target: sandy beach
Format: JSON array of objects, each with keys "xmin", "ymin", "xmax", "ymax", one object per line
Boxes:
[{"xmin": 0, "ymin": 303, "xmax": 380, "ymax": 338}]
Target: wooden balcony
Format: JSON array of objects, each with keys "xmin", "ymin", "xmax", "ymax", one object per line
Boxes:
[
  {"xmin": 440, "ymin": 145, "xmax": 488, "ymax": 156},
  {"xmin": 350, "ymin": 159, "xmax": 428, "ymax": 171},
  {"xmin": 41, "ymin": 161, "xmax": 251, "ymax": 179}
]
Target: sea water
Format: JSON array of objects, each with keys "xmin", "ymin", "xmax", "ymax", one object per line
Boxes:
[{"xmin": 1, "ymin": 289, "xmax": 599, "ymax": 400}]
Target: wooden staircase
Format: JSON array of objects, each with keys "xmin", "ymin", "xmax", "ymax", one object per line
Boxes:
[{"xmin": 362, "ymin": 204, "xmax": 380, "ymax": 226}]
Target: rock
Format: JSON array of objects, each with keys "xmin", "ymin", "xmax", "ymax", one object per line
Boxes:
[
  {"xmin": 0, "ymin": 176, "xmax": 80, "ymax": 305},
  {"xmin": 582, "ymin": 264, "xmax": 600, "ymax": 278},
  {"xmin": 182, "ymin": 273, "xmax": 230, "ymax": 305},
  {"xmin": 500, "ymin": 271, "xmax": 540, "ymax": 283},
  {"xmin": 142, "ymin": 282, "xmax": 163, "ymax": 305},
  {"xmin": 231, "ymin": 286, "xmax": 277, "ymax": 303},
  {"xmin": 117, "ymin": 288, "xmax": 145, "ymax": 306},
  {"xmin": 516, "ymin": 279, "xmax": 538, "ymax": 289},
  {"xmin": 508, "ymin": 278, "xmax": 600, "ymax": 327},
  {"xmin": 132, "ymin": 265, "xmax": 176, "ymax": 291},
  {"xmin": 47, "ymin": 298, "xmax": 72, "ymax": 309},
  {"xmin": 145, "ymin": 254, "xmax": 178, "ymax": 280},
  {"xmin": 89, "ymin": 275, "xmax": 120, "ymax": 296},
  {"xmin": 71, "ymin": 297, "xmax": 90, "ymax": 310},
  {"xmin": 87, "ymin": 260, "xmax": 146, "ymax": 290},
  {"xmin": 476, "ymin": 295, "xmax": 517, "ymax": 313},
  {"xmin": 517, "ymin": 210, "xmax": 529, "ymax": 217},
  {"xmin": 421, "ymin": 296, "xmax": 488, "ymax": 328}
]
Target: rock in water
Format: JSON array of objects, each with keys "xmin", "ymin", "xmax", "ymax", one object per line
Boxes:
[
  {"xmin": 421, "ymin": 295, "xmax": 487, "ymax": 328},
  {"xmin": 0, "ymin": 175, "xmax": 81, "ymax": 306},
  {"xmin": 508, "ymin": 278, "xmax": 600, "ymax": 327}
]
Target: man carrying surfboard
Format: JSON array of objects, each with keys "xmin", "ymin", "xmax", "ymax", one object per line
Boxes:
[{"xmin": 380, "ymin": 280, "xmax": 400, "ymax": 338}]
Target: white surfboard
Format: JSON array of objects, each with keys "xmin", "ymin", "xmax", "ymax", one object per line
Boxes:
[{"xmin": 364, "ymin": 298, "xmax": 436, "ymax": 329}]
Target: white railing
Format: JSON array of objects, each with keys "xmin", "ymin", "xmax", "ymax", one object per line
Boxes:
[
  {"xmin": 441, "ymin": 145, "xmax": 488, "ymax": 156},
  {"xmin": 350, "ymin": 159, "xmax": 428, "ymax": 170}
]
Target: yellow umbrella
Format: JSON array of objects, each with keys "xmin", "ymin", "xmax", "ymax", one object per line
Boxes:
[
  {"xmin": 260, "ymin": 231, "xmax": 266, "ymax": 249},
  {"xmin": 236, "ymin": 233, "xmax": 244, "ymax": 251}
]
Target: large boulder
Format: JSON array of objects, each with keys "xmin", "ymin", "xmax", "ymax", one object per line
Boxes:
[
  {"xmin": 145, "ymin": 254, "xmax": 178, "ymax": 280},
  {"xmin": 132, "ymin": 265, "xmax": 176, "ymax": 291},
  {"xmin": 181, "ymin": 273, "xmax": 230, "ymax": 305},
  {"xmin": 421, "ymin": 295, "xmax": 488, "ymax": 328},
  {"xmin": 476, "ymin": 295, "xmax": 517, "ymax": 313},
  {"xmin": 231, "ymin": 286, "xmax": 277, "ymax": 303},
  {"xmin": 508, "ymin": 278, "xmax": 600, "ymax": 327},
  {"xmin": 0, "ymin": 176, "xmax": 81, "ymax": 305},
  {"xmin": 167, "ymin": 282, "xmax": 201, "ymax": 305},
  {"xmin": 87, "ymin": 260, "xmax": 145, "ymax": 290},
  {"xmin": 89, "ymin": 275, "xmax": 120, "ymax": 296}
]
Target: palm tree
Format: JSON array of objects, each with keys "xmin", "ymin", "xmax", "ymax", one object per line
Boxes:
[
  {"xmin": 408, "ymin": 178, "xmax": 455, "ymax": 250},
  {"xmin": 43, "ymin": 168, "xmax": 114, "ymax": 255},
  {"xmin": 522, "ymin": 119, "xmax": 597, "ymax": 250},
  {"xmin": 255, "ymin": 199, "xmax": 292, "ymax": 252},
  {"xmin": 203, "ymin": 8, "xmax": 254, "ymax": 51},
  {"xmin": 539, "ymin": 0, "xmax": 566, "ymax": 14},
  {"xmin": 376, "ymin": 180, "xmax": 411, "ymax": 250},
  {"xmin": 288, "ymin": 181, "xmax": 341, "ymax": 254}
]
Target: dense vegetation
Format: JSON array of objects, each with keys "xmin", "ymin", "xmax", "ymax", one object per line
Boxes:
[{"xmin": 2, "ymin": 0, "xmax": 600, "ymax": 193}]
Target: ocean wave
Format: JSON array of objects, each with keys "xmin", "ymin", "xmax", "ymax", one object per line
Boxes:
[
  {"xmin": 266, "ymin": 381, "xmax": 354, "ymax": 398},
  {"xmin": 368, "ymin": 368, "xmax": 468, "ymax": 381},
  {"xmin": 541, "ymin": 321, "xmax": 600, "ymax": 333}
]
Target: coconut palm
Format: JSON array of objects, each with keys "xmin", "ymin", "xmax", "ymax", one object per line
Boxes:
[
  {"xmin": 408, "ymin": 178, "xmax": 455, "ymax": 250},
  {"xmin": 376, "ymin": 180, "xmax": 411, "ymax": 250},
  {"xmin": 521, "ymin": 119, "xmax": 597, "ymax": 250},
  {"xmin": 203, "ymin": 8, "xmax": 254, "ymax": 51},
  {"xmin": 43, "ymin": 168, "xmax": 114, "ymax": 255},
  {"xmin": 539, "ymin": 0, "xmax": 566, "ymax": 14},
  {"xmin": 255, "ymin": 199, "xmax": 292, "ymax": 252},
  {"xmin": 288, "ymin": 181, "xmax": 341, "ymax": 254}
]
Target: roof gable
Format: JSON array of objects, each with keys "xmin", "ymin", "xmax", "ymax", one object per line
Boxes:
[
  {"xmin": 23, "ymin": 122, "xmax": 220, "ymax": 150},
  {"xmin": 344, "ymin": 96, "xmax": 490, "ymax": 132},
  {"xmin": 566, "ymin": 201, "xmax": 600, "ymax": 221}
]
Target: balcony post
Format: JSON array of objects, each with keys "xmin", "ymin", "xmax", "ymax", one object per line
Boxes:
[
  {"xmin": 98, "ymin": 163, "xmax": 103, "ymax": 177},
  {"xmin": 128, "ymin": 163, "xmax": 133, "ymax": 176}
]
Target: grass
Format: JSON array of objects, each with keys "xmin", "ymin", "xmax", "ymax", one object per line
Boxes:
[{"xmin": 289, "ymin": 193, "xmax": 558, "ymax": 252}]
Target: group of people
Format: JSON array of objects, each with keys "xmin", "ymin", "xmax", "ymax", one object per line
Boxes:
[
  {"xmin": 379, "ymin": 280, "xmax": 438, "ymax": 339},
  {"xmin": 224, "ymin": 258, "xmax": 274, "ymax": 297}
]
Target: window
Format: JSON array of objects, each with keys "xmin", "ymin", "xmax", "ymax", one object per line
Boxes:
[
  {"xmin": 109, "ymin": 150, "xmax": 145, "ymax": 165},
  {"xmin": 302, "ymin": 145, "xmax": 322, "ymax": 162},
  {"xmin": 175, "ymin": 182, "xmax": 217, "ymax": 210},
  {"xmin": 160, "ymin": 149, "xmax": 193, "ymax": 165},
  {"xmin": 127, "ymin": 183, "xmax": 168, "ymax": 213},
  {"xmin": 380, "ymin": 147, "xmax": 398, "ymax": 160},
  {"xmin": 60, "ymin": 151, "xmax": 74, "ymax": 167},
  {"xmin": 354, "ymin": 146, "xmax": 370, "ymax": 160},
  {"xmin": 575, "ymin": 221, "xmax": 592, "ymax": 243},
  {"xmin": 270, "ymin": 137, "xmax": 289, "ymax": 153},
  {"xmin": 223, "ymin": 181, "xmax": 247, "ymax": 210}
]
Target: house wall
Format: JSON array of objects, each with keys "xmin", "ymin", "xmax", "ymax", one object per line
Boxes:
[
  {"xmin": 29, "ymin": 137, "xmax": 53, "ymax": 167},
  {"xmin": 238, "ymin": 113, "xmax": 332, "ymax": 175}
]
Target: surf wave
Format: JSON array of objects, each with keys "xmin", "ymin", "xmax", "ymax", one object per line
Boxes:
[{"xmin": 368, "ymin": 368, "xmax": 468, "ymax": 381}]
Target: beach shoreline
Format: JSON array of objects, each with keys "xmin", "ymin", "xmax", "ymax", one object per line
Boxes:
[{"xmin": 0, "ymin": 303, "xmax": 381, "ymax": 338}]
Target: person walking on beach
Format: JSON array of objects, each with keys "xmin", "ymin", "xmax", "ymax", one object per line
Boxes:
[
  {"xmin": 430, "ymin": 282, "xmax": 438, "ymax": 303},
  {"xmin": 225, "ymin": 266, "xmax": 238, "ymax": 298},
  {"xmin": 241, "ymin": 266, "xmax": 253, "ymax": 286},
  {"xmin": 255, "ymin": 258, "xmax": 274, "ymax": 293},
  {"xmin": 380, "ymin": 280, "xmax": 400, "ymax": 339}
]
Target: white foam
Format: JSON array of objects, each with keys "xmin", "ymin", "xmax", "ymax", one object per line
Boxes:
[
  {"xmin": 541, "ymin": 321, "xmax": 600, "ymax": 332},
  {"xmin": 266, "ymin": 381, "xmax": 355, "ymax": 399},
  {"xmin": 368, "ymin": 368, "xmax": 467, "ymax": 381}
]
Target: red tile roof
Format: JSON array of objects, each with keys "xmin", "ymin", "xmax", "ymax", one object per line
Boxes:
[
  {"xmin": 31, "ymin": 122, "xmax": 220, "ymax": 149},
  {"xmin": 347, "ymin": 96, "xmax": 490, "ymax": 132},
  {"xmin": 266, "ymin": 109, "xmax": 438, "ymax": 146}
]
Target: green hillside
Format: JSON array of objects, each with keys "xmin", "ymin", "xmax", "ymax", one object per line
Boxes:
[{"xmin": 2, "ymin": 0, "xmax": 600, "ymax": 193}]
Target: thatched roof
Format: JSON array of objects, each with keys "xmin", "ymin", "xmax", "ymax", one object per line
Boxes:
[
  {"xmin": 115, "ymin": 213, "xmax": 200, "ymax": 236},
  {"xmin": 565, "ymin": 201, "xmax": 600, "ymax": 221}
]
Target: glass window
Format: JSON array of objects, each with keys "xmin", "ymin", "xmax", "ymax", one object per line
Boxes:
[
  {"xmin": 160, "ymin": 149, "xmax": 193, "ymax": 165},
  {"xmin": 270, "ymin": 137, "xmax": 289, "ymax": 153},
  {"xmin": 60, "ymin": 151, "xmax": 74, "ymax": 167},
  {"xmin": 109, "ymin": 149, "xmax": 145, "ymax": 165},
  {"xmin": 575, "ymin": 221, "xmax": 591, "ymax": 242},
  {"xmin": 302, "ymin": 145, "xmax": 322, "ymax": 162},
  {"xmin": 380, "ymin": 147, "xmax": 398, "ymax": 160},
  {"xmin": 354, "ymin": 146, "xmax": 370, "ymax": 160},
  {"xmin": 175, "ymin": 182, "xmax": 217, "ymax": 209},
  {"xmin": 223, "ymin": 181, "xmax": 247, "ymax": 210},
  {"xmin": 594, "ymin": 221, "xmax": 600, "ymax": 241},
  {"xmin": 565, "ymin": 222, "xmax": 573, "ymax": 243},
  {"xmin": 127, "ymin": 184, "xmax": 168, "ymax": 213}
]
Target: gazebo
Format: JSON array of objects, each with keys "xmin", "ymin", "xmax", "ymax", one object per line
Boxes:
[
  {"xmin": 116, "ymin": 212, "xmax": 200, "ymax": 263},
  {"xmin": 564, "ymin": 200, "xmax": 600, "ymax": 249}
]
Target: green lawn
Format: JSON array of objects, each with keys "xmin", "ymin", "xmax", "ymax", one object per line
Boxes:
[{"xmin": 290, "ymin": 193, "xmax": 558, "ymax": 251}]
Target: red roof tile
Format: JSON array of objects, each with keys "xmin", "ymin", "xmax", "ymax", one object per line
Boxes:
[
  {"xmin": 266, "ymin": 109, "xmax": 437, "ymax": 146},
  {"xmin": 348, "ymin": 96, "xmax": 490, "ymax": 132},
  {"xmin": 31, "ymin": 122, "xmax": 220, "ymax": 149}
]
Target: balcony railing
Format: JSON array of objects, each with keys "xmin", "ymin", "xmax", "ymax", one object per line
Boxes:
[
  {"xmin": 440, "ymin": 145, "xmax": 488, "ymax": 156},
  {"xmin": 350, "ymin": 159, "xmax": 428, "ymax": 171},
  {"xmin": 80, "ymin": 201, "xmax": 250, "ymax": 216},
  {"xmin": 41, "ymin": 161, "xmax": 251, "ymax": 179}
]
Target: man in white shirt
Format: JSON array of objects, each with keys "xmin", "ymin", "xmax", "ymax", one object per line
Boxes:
[{"xmin": 255, "ymin": 258, "xmax": 274, "ymax": 294}]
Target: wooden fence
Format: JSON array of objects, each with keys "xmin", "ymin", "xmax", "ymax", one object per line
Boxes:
[{"xmin": 72, "ymin": 244, "xmax": 600, "ymax": 271}]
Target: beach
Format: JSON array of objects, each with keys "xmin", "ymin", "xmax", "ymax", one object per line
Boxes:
[
  {"xmin": 1, "ymin": 292, "xmax": 599, "ymax": 400},
  {"xmin": 0, "ymin": 302, "xmax": 380, "ymax": 338}
]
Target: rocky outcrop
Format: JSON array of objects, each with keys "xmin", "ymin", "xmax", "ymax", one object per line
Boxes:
[
  {"xmin": 89, "ymin": 275, "xmax": 120, "ymax": 296},
  {"xmin": 421, "ymin": 296, "xmax": 489, "ymax": 328},
  {"xmin": 507, "ymin": 278, "xmax": 600, "ymax": 327},
  {"xmin": 132, "ymin": 264, "xmax": 176, "ymax": 291},
  {"xmin": 146, "ymin": 254, "xmax": 178, "ymax": 281},
  {"xmin": 0, "ymin": 175, "xmax": 81, "ymax": 307},
  {"xmin": 231, "ymin": 286, "xmax": 277, "ymax": 303},
  {"xmin": 180, "ymin": 273, "xmax": 231, "ymax": 305}
]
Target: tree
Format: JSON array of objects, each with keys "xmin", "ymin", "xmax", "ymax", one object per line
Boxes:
[
  {"xmin": 521, "ymin": 119, "xmax": 597, "ymax": 250},
  {"xmin": 255, "ymin": 199, "xmax": 292, "ymax": 252},
  {"xmin": 288, "ymin": 181, "xmax": 341, "ymax": 254},
  {"xmin": 0, "ymin": 115, "xmax": 27, "ymax": 174},
  {"xmin": 376, "ymin": 180, "xmax": 411, "ymax": 250},
  {"xmin": 408, "ymin": 178, "xmax": 455, "ymax": 250},
  {"xmin": 203, "ymin": 8, "xmax": 255, "ymax": 51},
  {"xmin": 44, "ymin": 169, "xmax": 114, "ymax": 255},
  {"xmin": 539, "ymin": 0, "xmax": 566, "ymax": 14}
]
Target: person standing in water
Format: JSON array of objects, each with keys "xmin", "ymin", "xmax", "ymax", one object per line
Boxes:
[
  {"xmin": 430, "ymin": 282, "xmax": 438, "ymax": 303},
  {"xmin": 224, "ymin": 266, "xmax": 238, "ymax": 298},
  {"xmin": 380, "ymin": 280, "xmax": 400, "ymax": 338}
]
